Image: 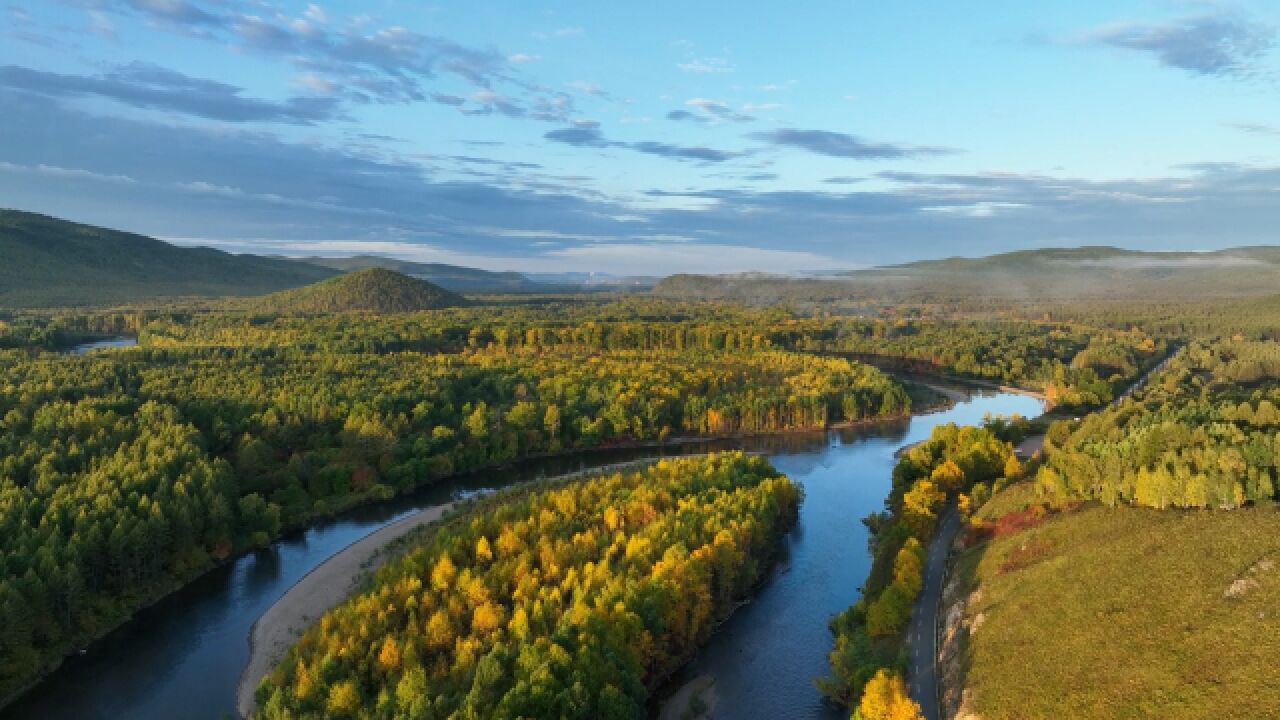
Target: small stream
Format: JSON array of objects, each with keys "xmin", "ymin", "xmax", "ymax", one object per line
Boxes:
[{"xmin": 4, "ymin": 376, "xmax": 1040, "ymax": 720}]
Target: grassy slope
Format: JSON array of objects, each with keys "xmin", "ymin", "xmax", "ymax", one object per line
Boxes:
[
  {"xmin": 0, "ymin": 210, "xmax": 335, "ymax": 307},
  {"xmin": 257, "ymin": 267, "xmax": 468, "ymax": 313},
  {"xmin": 953, "ymin": 492, "xmax": 1280, "ymax": 719}
]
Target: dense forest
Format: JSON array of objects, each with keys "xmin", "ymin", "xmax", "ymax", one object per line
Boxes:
[
  {"xmin": 1036, "ymin": 339, "xmax": 1280, "ymax": 509},
  {"xmin": 0, "ymin": 304, "xmax": 913, "ymax": 700},
  {"xmin": 0, "ymin": 293, "xmax": 1166, "ymax": 709},
  {"xmin": 252, "ymin": 453, "xmax": 800, "ymax": 719},
  {"xmin": 255, "ymin": 269, "xmax": 468, "ymax": 314}
]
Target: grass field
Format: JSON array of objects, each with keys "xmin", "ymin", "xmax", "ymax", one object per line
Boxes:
[{"xmin": 950, "ymin": 492, "xmax": 1280, "ymax": 719}]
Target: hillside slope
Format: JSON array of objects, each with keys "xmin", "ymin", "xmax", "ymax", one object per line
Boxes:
[
  {"xmin": 296, "ymin": 255, "xmax": 541, "ymax": 293},
  {"xmin": 257, "ymin": 267, "xmax": 468, "ymax": 313},
  {"xmin": 943, "ymin": 493, "xmax": 1280, "ymax": 720},
  {"xmin": 0, "ymin": 210, "xmax": 335, "ymax": 307},
  {"xmin": 654, "ymin": 246, "xmax": 1280, "ymax": 302}
]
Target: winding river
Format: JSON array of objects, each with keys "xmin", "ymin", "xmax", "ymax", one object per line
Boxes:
[{"xmin": 5, "ymin": 372, "xmax": 1040, "ymax": 720}]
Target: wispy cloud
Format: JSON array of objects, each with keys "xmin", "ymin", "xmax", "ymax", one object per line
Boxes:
[
  {"xmin": 683, "ymin": 98, "xmax": 753, "ymax": 123},
  {"xmin": 1076, "ymin": 11, "xmax": 1274, "ymax": 78},
  {"xmin": 0, "ymin": 62, "xmax": 340, "ymax": 124},
  {"xmin": 751, "ymin": 128, "xmax": 956, "ymax": 159},
  {"xmin": 1232, "ymin": 122, "xmax": 1280, "ymax": 136},
  {"xmin": 544, "ymin": 123, "xmax": 739, "ymax": 162},
  {"xmin": 677, "ymin": 57, "xmax": 733, "ymax": 73},
  {"xmin": 66, "ymin": 0, "xmax": 575, "ymax": 121}
]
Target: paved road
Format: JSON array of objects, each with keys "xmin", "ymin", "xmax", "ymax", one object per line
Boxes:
[
  {"xmin": 905, "ymin": 346, "xmax": 1183, "ymax": 719},
  {"xmin": 1112, "ymin": 344, "xmax": 1180, "ymax": 406},
  {"xmin": 907, "ymin": 506, "xmax": 960, "ymax": 720}
]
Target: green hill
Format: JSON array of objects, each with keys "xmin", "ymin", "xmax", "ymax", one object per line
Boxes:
[
  {"xmin": 944, "ymin": 486, "xmax": 1280, "ymax": 719},
  {"xmin": 0, "ymin": 210, "xmax": 336, "ymax": 307},
  {"xmin": 296, "ymin": 255, "xmax": 542, "ymax": 293},
  {"xmin": 653, "ymin": 245, "xmax": 1280, "ymax": 302},
  {"xmin": 258, "ymin": 267, "xmax": 468, "ymax": 313}
]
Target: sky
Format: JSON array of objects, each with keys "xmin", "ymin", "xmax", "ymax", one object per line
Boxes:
[{"xmin": 2, "ymin": 1, "xmax": 1280, "ymax": 275}]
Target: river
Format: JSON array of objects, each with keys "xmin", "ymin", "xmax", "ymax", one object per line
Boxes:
[
  {"xmin": 65, "ymin": 336, "xmax": 138, "ymax": 354},
  {"xmin": 4, "ymin": 384, "xmax": 1041, "ymax": 720}
]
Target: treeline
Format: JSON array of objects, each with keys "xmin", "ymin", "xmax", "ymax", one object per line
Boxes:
[
  {"xmin": 801, "ymin": 319, "xmax": 1160, "ymax": 410},
  {"xmin": 0, "ymin": 312, "xmax": 147, "ymax": 350},
  {"xmin": 819, "ymin": 423, "xmax": 1022, "ymax": 716},
  {"xmin": 138, "ymin": 305, "xmax": 1160, "ymax": 411},
  {"xmin": 0, "ymin": 339, "xmax": 905, "ymax": 698},
  {"xmin": 253, "ymin": 453, "xmax": 800, "ymax": 719},
  {"xmin": 1038, "ymin": 339, "xmax": 1280, "ymax": 509}
]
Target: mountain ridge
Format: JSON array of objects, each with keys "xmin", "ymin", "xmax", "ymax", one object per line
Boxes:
[{"xmin": 0, "ymin": 209, "xmax": 337, "ymax": 307}]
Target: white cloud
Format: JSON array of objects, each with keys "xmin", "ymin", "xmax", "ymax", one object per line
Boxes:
[
  {"xmin": 922, "ymin": 201, "xmax": 1028, "ymax": 218},
  {"xmin": 303, "ymin": 4, "xmax": 327, "ymax": 23},
  {"xmin": 297, "ymin": 73, "xmax": 338, "ymax": 93},
  {"xmin": 0, "ymin": 161, "xmax": 136, "ymax": 184},
  {"xmin": 509, "ymin": 53, "xmax": 541, "ymax": 63},
  {"xmin": 677, "ymin": 57, "xmax": 733, "ymax": 74}
]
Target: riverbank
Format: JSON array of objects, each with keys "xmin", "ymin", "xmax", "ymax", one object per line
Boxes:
[
  {"xmin": 659, "ymin": 675, "xmax": 718, "ymax": 720},
  {"xmin": 234, "ymin": 502, "xmax": 453, "ymax": 717},
  {"xmin": 6, "ymin": 403, "xmax": 927, "ymax": 716},
  {"xmin": 235, "ymin": 456, "xmax": 685, "ymax": 718}
]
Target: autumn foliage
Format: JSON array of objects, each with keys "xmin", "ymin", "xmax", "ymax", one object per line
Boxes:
[
  {"xmin": 820, "ymin": 422, "xmax": 1021, "ymax": 708},
  {"xmin": 253, "ymin": 453, "xmax": 800, "ymax": 719}
]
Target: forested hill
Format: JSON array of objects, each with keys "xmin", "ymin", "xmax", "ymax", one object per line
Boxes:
[
  {"xmin": 256, "ymin": 268, "xmax": 468, "ymax": 313},
  {"xmin": 295, "ymin": 256, "xmax": 542, "ymax": 293},
  {"xmin": 0, "ymin": 210, "xmax": 336, "ymax": 307},
  {"xmin": 654, "ymin": 246, "xmax": 1280, "ymax": 302}
]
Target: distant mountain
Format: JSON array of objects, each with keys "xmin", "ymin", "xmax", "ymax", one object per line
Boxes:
[
  {"xmin": 0, "ymin": 210, "xmax": 335, "ymax": 307},
  {"xmin": 654, "ymin": 246, "xmax": 1280, "ymax": 302},
  {"xmin": 258, "ymin": 268, "xmax": 468, "ymax": 313},
  {"xmin": 296, "ymin": 256, "xmax": 542, "ymax": 293},
  {"xmin": 526, "ymin": 271, "xmax": 660, "ymax": 289}
]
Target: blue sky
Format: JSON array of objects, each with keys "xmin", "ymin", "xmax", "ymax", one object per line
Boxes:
[{"xmin": 2, "ymin": 1, "xmax": 1280, "ymax": 274}]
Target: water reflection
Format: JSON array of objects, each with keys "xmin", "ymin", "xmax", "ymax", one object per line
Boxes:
[{"xmin": 661, "ymin": 389, "xmax": 1043, "ymax": 720}]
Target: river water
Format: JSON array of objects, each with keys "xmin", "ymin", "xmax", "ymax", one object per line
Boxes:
[
  {"xmin": 4, "ymin": 384, "xmax": 1040, "ymax": 720},
  {"xmin": 65, "ymin": 336, "xmax": 138, "ymax": 354}
]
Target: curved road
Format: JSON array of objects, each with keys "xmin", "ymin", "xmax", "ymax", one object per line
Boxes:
[{"xmin": 907, "ymin": 507, "xmax": 960, "ymax": 720}]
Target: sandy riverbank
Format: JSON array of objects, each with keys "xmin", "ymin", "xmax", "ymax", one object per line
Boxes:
[
  {"xmin": 235, "ymin": 502, "xmax": 453, "ymax": 718},
  {"xmin": 234, "ymin": 457, "xmax": 676, "ymax": 718},
  {"xmin": 659, "ymin": 674, "xmax": 718, "ymax": 720}
]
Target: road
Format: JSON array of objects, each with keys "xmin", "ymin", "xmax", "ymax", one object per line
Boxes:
[
  {"xmin": 1112, "ymin": 343, "xmax": 1180, "ymax": 406},
  {"xmin": 905, "ymin": 345, "xmax": 1182, "ymax": 719},
  {"xmin": 907, "ymin": 506, "xmax": 961, "ymax": 720}
]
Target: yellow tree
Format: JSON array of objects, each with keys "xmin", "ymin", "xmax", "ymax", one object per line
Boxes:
[
  {"xmin": 326, "ymin": 680, "xmax": 361, "ymax": 717},
  {"xmin": 930, "ymin": 460, "xmax": 965, "ymax": 492},
  {"xmin": 857, "ymin": 669, "xmax": 924, "ymax": 720},
  {"xmin": 901, "ymin": 480, "xmax": 945, "ymax": 539},
  {"xmin": 377, "ymin": 635, "xmax": 402, "ymax": 672},
  {"xmin": 893, "ymin": 538, "xmax": 924, "ymax": 597}
]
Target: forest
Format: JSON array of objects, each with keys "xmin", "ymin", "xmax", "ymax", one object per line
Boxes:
[
  {"xmin": 1036, "ymin": 339, "xmax": 1280, "ymax": 509},
  {"xmin": 0, "ymin": 303, "xmax": 913, "ymax": 700},
  {"xmin": 252, "ymin": 452, "xmax": 800, "ymax": 719},
  {"xmin": 0, "ymin": 294, "xmax": 1167, "ymax": 711}
]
